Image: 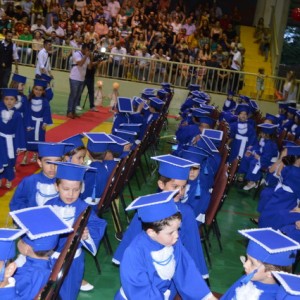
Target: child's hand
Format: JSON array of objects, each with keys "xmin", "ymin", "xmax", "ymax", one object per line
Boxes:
[
  {"xmin": 82, "ymin": 227, "xmax": 89, "ymax": 240},
  {"xmin": 42, "ymin": 124, "xmax": 47, "ymax": 130},
  {"xmin": 296, "ymin": 221, "xmax": 300, "ymax": 229},
  {"xmin": 254, "ymin": 153, "xmax": 260, "ymax": 160}
]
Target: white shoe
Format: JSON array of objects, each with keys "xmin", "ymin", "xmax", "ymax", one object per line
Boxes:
[
  {"xmin": 76, "ymin": 106, "xmax": 83, "ymax": 111},
  {"xmin": 243, "ymin": 182, "xmax": 257, "ymax": 191},
  {"xmin": 80, "ymin": 282, "xmax": 94, "ymax": 291}
]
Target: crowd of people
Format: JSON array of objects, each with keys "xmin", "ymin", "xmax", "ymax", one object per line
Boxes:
[{"xmin": 0, "ymin": 0, "xmax": 248, "ymax": 91}]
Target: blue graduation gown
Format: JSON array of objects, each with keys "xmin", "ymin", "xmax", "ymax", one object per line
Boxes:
[
  {"xmin": 26, "ymin": 97, "xmax": 52, "ymax": 151},
  {"xmin": 45, "ymin": 87, "xmax": 54, "ymax": 102},
  {"xmin": 180, "ymin": 97, "xmax": 194, "ymax": 113},
  {"xmin": 14, "ymin": 257, "xmax": 52, "ymax": 300},
  {"xmin": 9, "ymin": 171, "xmax": 58, "ymax": 211},
  {"xmin": 222, "ymin": 98, "xmax": 236, "ymax": 112},
  {"xmin": 228, "ymin": 121, "xmax": 257, "ymax": 163},
  {"xmin": 239, "ymin": 138, "xmax": 278, "ymax": 182},
  {"xmin": 115, "ymin": 232, "xmax": 211, "ymax": 300},
  {"xmin": 279, "ymin": 119, "xmax": 294, "ymax": 133},
  {"xmin": 175, "ymin": 124, "xmax": 200, "ymax": 146},
  {"xmin": 111, "ymin": 112, "xmax": 131, "ymax": 134},
  {"xmin": 0, "ymin": 285, "xmax": 16, "ymax": 299},
  {"xmin": 113, "ymin": 202, "xmax": 209, "ymax": 279},
  {"xmin": 47, "ymin": 196, "xmax": 107, "ymax": 300},
  {"xmin": 14, "ymin": 94, "xmax": 29, "ymax": 120},
  {"xmin": 221, "ymin": 274, "xmax": 279, "ymax": 300},
  {"xmin": 0, "ymin": 108, "xmax": 26, "ymax": 181},
  {"xmin": 280, "ymin": 224, "xmax": 300, "ymax": 243},
  {"xmin": 258, "ymin": 166, "xmax": 300, "ymax": 229}
]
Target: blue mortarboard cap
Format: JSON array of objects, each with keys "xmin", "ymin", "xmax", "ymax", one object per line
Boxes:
[
  {"xmin": 191, "ymin": 108, "xmax": 210, "ymax": 118},
  {"xmin": 114, "ymin": 129, "xmax": 137, "ymax": 143},
  {"xmin": 32, "ymin": 142, "xmax": 66, "ymax": 157},
  {"xmin": 142, "ymin": 88, "xmax": 156, "ymax": 95},
  {"xmin": 199, "ymin": 116, "xmax": 215, "ymax": 127},
  {"xmin": 283, "ymin": 140, "xmax": 297, "ymax": 147},
  {"xmin": 265, "ymin": 113, "xmax": 279, "ymax": 124},
  {"xmin": 141, "ymin": 91, "xmax": 155, "ymax": 100},
  {"xmin": 288, "ymin": 106, "xmax": 297, "ymax": 115},
  {"xmin": 249, "ymin": 99, "xmax": 259, "ymax": 111},
  {"xmin": 40, "ymin": 73, "xmax": 52, "ymax": 83},
  {"xmin": 12, "ymin": 73, "xmax": 27, "ymax": 84},
  {"xmin": 188, "ymin": 84, "xmax": 200, "ymax": 91},
  {"xmin": 202, "ymin": 129, "xmax": 223, "ymax": 146},
  {"xmin": 119, "ymin": 123, "xmax": 142, "ymax": 132},
  {"xmin": 239, "ymin": 95, "xmax": 250, "ymax": 103},
  {"xmin": 279, "ymin": 103, "xmax": 289, "ymax": 110},
  {"xmin": 235, "ymin": 104, "xmax": 250, "ymax": 115},
  {"xmin": 161, "ymin": 82, "xmax": 171, "ymax": 92},
  {"xmin": 239, "ymin": 228, "xmax": 300, "ymax": 266},
  {"xmin": 34, "ymin": 79, "xmax": 47, "ymax": 88},
  {"xmin": 272, "ymin": 271, "xmax": 300, "ymax": 299},
  {"xmin": 149, "ymin": 97, "xmax": 164, "ymax": 110},
  {"xmin": 157, "ymin": 89, "xmax": 168, "ymax": 99},
  {"xmin": 286, "ymin": 146, "xmax": 300, "ymax": 156},
  {"xmin": 108, "ymin": 134, "xmax": 130, "ymax": 154},
  {"xmin": 10, "ymin": 206, "xmax": 73, "ymax": 251},
  {"xmin": 228, "ymin": 90, "xmax": 234, "ymax": 96},
  {"xmin": 151, "ymin": 154, "xmax": 199, "ymax": 180},
  {"xmin": 117, "ymin": 97, "xmax": 133, "ymax": 113},
  {"xmin": 199, "ymin": 103, "xmax": 215, "ymax": 113},
  {"xmin": 61, "ymin": 133, "xmax": 84, "ymax": 154},
  {"xmin": 49, "ymin": 161, "xmax": 96, "ymax": 181},
  {"xmin": 257, "ymin": 123, "xmax": 279, "ymax": 134},
  {"xmin": 180, "ymin": 149, "xmax": 207, "ymax": 165},
  {"xmin": 84, "ymin": 132, "xmax": 115, "ymax": 152},
  {"xmin": 192, "ymin": 97, "xmax": 207, "ymax": 105},
  {"xmin": 126, "ymin": 191, "xmax": 179, "ymax": 222},
  {"xmin": 2, "ymin": 88, "xmax": 18, "ymax": 97},
  {"xmin": 0, "ymin": 228, "xmax": 26, "ymax": 260},
  {"xmin": 191, "ymin": 90, "xmax": 202, "ymax": 98},
  {"xmin": 196, "ymin": 135, "xmax": 219, "ymax": 154},
  {"xmin": 132, "ymin": 96, "xmax": 149, "ymax": 110}
]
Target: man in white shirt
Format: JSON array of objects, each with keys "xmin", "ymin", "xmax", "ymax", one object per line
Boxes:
[
  {"xmin": 230, "ymin": 46, "xmax": 245, "ymax": 94},
  {"xmin": 30, "ymin": 16, "xmax": 47, "ymax": 36},
  {"xmin": 134, "ymin": 46, "xmax": 150, "ymax": 80},
  {"xmin": 46, "ymin": 20, "xmax": 65, "ymax": 43},
  {"xmin": 66, "ymin": 43, "xmax": 91, "ymax": 119},
  {"xmin": 109, "ymin": 41, "xmax": 127, "ymax": 78},
  {"xmin": 35, "ymin": 39, "xmax": 53, "ymax": 78}
]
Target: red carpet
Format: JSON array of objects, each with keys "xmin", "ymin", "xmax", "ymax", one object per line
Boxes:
[{"xmin": 0, "ymin": 107, "xmax": 112, "ymax": 197}]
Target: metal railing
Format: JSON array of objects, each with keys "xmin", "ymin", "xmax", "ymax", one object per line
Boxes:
[{"xmin": 13, "ymin": 40, "xmax": 300, "ymax": 102}]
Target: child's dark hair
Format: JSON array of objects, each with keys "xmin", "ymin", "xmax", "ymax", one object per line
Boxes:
[
  {"xmin": 34, "ymin": 249, "xmax": 54, "ymax": 258},
  {"xmin": 158, "ymin": 175, "xmax": 172, "ymax": 184},
  {"xmin": 28, "ymin": 86, "xmax": 46, "ymax": 101},
  {"xmin": 263, "ymin": 262, "xmax": 293, "ymax": 273},
  {"xmin": 55, "ymin": 178, "xmax": 83, "ymax": 185},
  {"xmin": 142, "ymin": 212, "xmax": 182, "ymax": 233},
  {"xmin": 281, "ymin": 155, "xmax": 300, "ymax": 166},
  {"xmin": 88, "ymin": 150, "xmax": 113, "ymax": 161},
  {"xmin": 64, "ymin": 145, "xmax": 86, "ymax": 158}
]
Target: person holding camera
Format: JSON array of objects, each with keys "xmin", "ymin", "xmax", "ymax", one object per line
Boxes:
[{"xmin": 66, "ymin": 43, "xmax": 92, "ymax": 119}]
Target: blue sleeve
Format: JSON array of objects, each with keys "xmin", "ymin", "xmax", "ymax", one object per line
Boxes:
[
  {"xmin": 45, "ymin": 87, "xmax": 54, "ymax": 102},
  {"xmin": 260, "ymin": 141, "xmax": 278, "ymax": 168},
  {"xmin": 14, "ymin": 114, "xmax": 27, "ymax": 150},
  {"xmin": 173, "ymin": 240, "xmax": 212, "ymax": 300},
  {"xmin": 9, "ymin": 177, "xmax": 31, "ymax": 211},
  {"xmin": 43, "ymin": 100, "xmax": 53, "ymax": 125}
]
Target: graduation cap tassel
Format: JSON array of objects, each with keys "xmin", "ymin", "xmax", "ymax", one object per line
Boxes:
[
  {"xmin": 195, "ymin": 179, "xmax": 201, "ymax": 197},
  {"xmin": 91, "ymin": 183, "xmax": 96, "ymax": 203}
]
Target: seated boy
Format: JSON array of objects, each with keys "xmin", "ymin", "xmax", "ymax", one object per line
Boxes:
[
  {"xmin": 9, "ymin": 142, "xmax": 66, "ymax": 210},
  {"xmin": 221, "ymin": 228, "xmax": 300, "ymax": 299},
  {"xmin": 115, "ymin": 191, "xmax": 217, "ymax": 300}
]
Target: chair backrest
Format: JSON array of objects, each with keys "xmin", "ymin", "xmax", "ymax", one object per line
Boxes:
[
  {"xmin": 228, "ymin": 156, "xmax": 241, "ymax": 184},
  {"xmin": 217, "ymin": 121, "xmax": 230, "ymax": 151},
  {"xmin": 277, "ymin": 129, "xmax": 287, "ymax": 151},
  {"xmin": 205, "ymin": 164, "xmax": 229, "ymax": 226},
  {"xmin": 214, "ymin": 145, "xmax": 229, "ymax": 181},
  {"xmin": 35, "ymin": 207, "xmax": 91, "ymax": 300}
]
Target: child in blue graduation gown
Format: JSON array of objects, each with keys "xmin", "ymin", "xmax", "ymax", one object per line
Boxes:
[
  {"xmin": 239, "ymin": 123, "xmax": 279, "ymax": 190},
  {"xmin": 276, "ymin": 103, "xmax": 288, "ymax": 127},
  {"xmin": 221, "ymin": 228, "xmax": 300, "ymax": 300},
  {"xmin": 23, "ymin": 79, "xmax": 53, "ymax": 163},
  {"xmin": 113, "ymin": 155, "xmax": 210, "ymax": 280},
  {"xmin": 222, "ymin": 90, "xmax": 236, "ymax": 112},
  {"xmin": 0, "ymin": 88, "xmax": 26, "ymax": 189},
  {"xmin": 228, "ymin": 104, "xmax": 257, "ymax": 163},
  {"xmin": 258, "ymin": 146, "xmax": 300, "ymax": 229},
  {"xmin": 115, "ymin": 191, "xmax": 216, "ymax": 300},
  {"xmin": 40, "ymin": 73, "xmax": 54, "ymax": 102},
  {"xmin": 278, "ymin": 106, "xmax": 296, "ymax": 134},
  {"xmin": 46, "ymin": 162, "xmax": 107, "ymax": 300},
  {"xmin": 290, "ymin": 110, "xmax": 300, "ymax": 140},
  {"xmin": 9, "ymin": 142, "xmax": 65, "ymax": 211}
]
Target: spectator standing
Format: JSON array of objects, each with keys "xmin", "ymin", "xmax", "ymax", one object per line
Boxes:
[
  {"xmin": 31, "ymin": 31, "xmax": 44, "ymax": 65},
  {"xmin": 30, "ymin": 16, "xmax": 47, "ymax": 37},
  {"xmin": 109, "ymin": 41, "xmax": 127, "ymax": 77},
  {"xmin": 230, "ymin": 45, "xmax": 244, "ymax": 94},
  {"xmin": 35, "ymin": 39, "xmax": 53, "ymax": 78},
  {"xmin": 46, "ymin": 19, "xmax": 65, "ymax": 43},
  {"xmin": 17, "ymin": 26, "xmax": 33, "ymax": 64},
  {"xmin": 0, "ymin": 31, "xmax": 19, "ymax": 90},
  {"xmin": 66, "ymin": 43, "xmax": 91, "ymax": 118}
]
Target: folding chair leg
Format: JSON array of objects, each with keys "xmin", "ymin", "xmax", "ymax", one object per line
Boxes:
[
  {"xmin": 138, "ymin": 164, "xmax": 147, "ymax": 183},
  {"xmin": 134, "ymin": 173, "xmax": 141, "ymax": 190},
  {"xmin": 93, "ymin": 256, "xmax": 101, "ymax": 275},
  {"xmin": 203, "ymin": 225, "xmax": 212, "ymax": 248},
  {"xmin": 201, "ymin": 237, "xmax": 212, "ymax": 268},
  {"xmin": 111, "ymin": 200, "xmax": 123, "ymax": 233},
  {"xmin": 212, "ymin": 221, "xmax": 222, "ymax": 251},
  {"xmin": 119, "ymin": 193, "xmax": 130, "ymax": 223},
  {"xmin": 127, "ymin": 182, "xmax": 135, "ymax": 201},
  {"xmin": 103, "ymin": 230, "xmax": 113, "ymax": 255}
]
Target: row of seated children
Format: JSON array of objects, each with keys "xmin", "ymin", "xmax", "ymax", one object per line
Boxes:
[
  {"xmin": 1, "ymin": 160, "xmax": 107, "ymax": 299},
  {"xmin": 0, "ymin": 73, "xmax": 54, "ymax": 189}
]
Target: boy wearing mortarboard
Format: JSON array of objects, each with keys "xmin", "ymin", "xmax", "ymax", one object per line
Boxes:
[
  {"xmin": 113, "ymin": 155, "xmax": 210, "ymax": 281},
  {"xmin": 46, "ymin": 162, "xmax": 107, "ymax": 300},
  {"xmin": 115, "ymin": 191, "xmax": 217, "ymax": 300},
  {"xmin": 221, "ymin": 228, "xmax": 300, "ymax": 300},
  {"xmin": 10, "ymin": 206, "xmax": 73, "ymax": 299},
  {"xmin": 10, "ymin": 142, "xmax": 66, "ymax": 210}
]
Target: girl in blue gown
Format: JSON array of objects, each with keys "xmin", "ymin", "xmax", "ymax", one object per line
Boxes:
[
  {"xmin": 46, "ymin": 162, "xmax": 107, "ymax": 300},
  {"xmin": 23, "ymin": 79, "xmax": 53, "ymax": 164},
  {"xmin": 115, "ymin": 191, "xmax": 216, "ymax": 300},
  {"xmin": 0, "ymin": 88, "xmax": 26, "ymax": 188}
]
